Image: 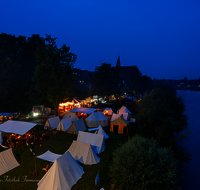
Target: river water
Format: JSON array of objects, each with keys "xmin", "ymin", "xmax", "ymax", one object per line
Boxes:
[{"xmin": 176, "ymin": 90, "xmax": 200, "ymax": 190}]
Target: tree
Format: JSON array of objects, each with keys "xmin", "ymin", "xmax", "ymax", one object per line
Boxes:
[
  {"xmin": 136, "ymin": 86, "xmax": 188, "ymax": 146},
  {"xmin": 91, "ymin": 63, "xmax": 120, "ymax": 101},
  {"xmin": 110, "ymin": 136, "xmax": 181, "ymax": 190},
  {"xmin": 32, "ymin": 35, "xmax": 77, "ymax": 114}
]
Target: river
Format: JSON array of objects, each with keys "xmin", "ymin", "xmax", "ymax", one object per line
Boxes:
[{"xmin": 176, "ymin": 90, "xmax": 200, "ymax": 190}]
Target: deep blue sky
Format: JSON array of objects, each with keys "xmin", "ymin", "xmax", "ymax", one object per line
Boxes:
[{"xmin": 1, "ymin": 0, "xmax": 200, "ymax": 79}]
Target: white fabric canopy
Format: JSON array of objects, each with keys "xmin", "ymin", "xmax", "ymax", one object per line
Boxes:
[
  {"xmin": 68, "ymin": 141, "xmax": 100, "ymax": 165},
  {"xmin": 95, "ymin": 126, "xmax": 109, "ymax": 139},
  {"xmin": 44, "ymin": 116, "xmax": 60, "ymax": 130},
  {"xmin": 69, "ymin": 107, "xmax": 97, "ymax": 114},
  {"xmin": 0, "ymin": 120, "xmax": 36, "ymax": 135},
  {"xmin": 0, "ymin": 148, "xmax": 20, "ymax": 176},
  {"xmin": 37, "ymin": 151, "xmax": 84, "ymax": 190},
  {"xmin": 110, "ymin": 113, "xmax": 128, "ymax": 121},
  {"xmin": 57, "ymin": 117, "xmax": 72, "ymax": 131},
  {"xmin": 77, "ymin": 131, "xmax": 106, "ymax": 154},
  {"xmin": 63, "ymin": 112, "xmax": 78, "ymax": 121},
  {"xmin": 85, "ymin": 112, "xmax": 108, "ymax": 128},
  {"xmin": 36, "ymin": 150, "xmax": 62, "ymax": 162},
  {"xmin": 67, "ymin": 118, "xmax": 86, "ymax": 134},
  {"xmin": 117, "ymin": 106, "xmax": 131, "ymax": 115}
]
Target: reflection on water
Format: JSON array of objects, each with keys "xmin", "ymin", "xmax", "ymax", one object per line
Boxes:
[{"xmin": 176, "ymin": 90, "xmax": 200, "ymax": 190}]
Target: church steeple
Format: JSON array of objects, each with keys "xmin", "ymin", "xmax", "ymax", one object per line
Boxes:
[{"xmin": 116, "ymin": 56, "xmax": 121, "ymax": 69}]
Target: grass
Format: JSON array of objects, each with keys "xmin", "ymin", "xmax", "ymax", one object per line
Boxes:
[{"xmin": 0, "ymin": 119, "xmax": 130, "ymax": 190}]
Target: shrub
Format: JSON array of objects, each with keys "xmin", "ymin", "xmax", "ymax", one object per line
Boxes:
[{"xmin": 110, "ymin": 136, "xmax": 181, "ymax": 190}]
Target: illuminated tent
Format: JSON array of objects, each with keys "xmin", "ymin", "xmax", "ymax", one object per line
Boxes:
[
  {"xmin": 66, "ymin": 118, "xmax": 86, "ymax": 134},
  {"xmin": 77, "ymin": 131, "xmax": 106, "ymax": 154},
  {"xmin": 85, "ymin": 112, "xmax": 108, "ymax": 128},
  {"xmin": 0, "ymin": 148, "xmax": 20, "ymax": 176},
  {"xmin": 62, "ymin": 112, "xmax": 78, "ymax": 121},
  {"xmin": 44, "ymin": 116, "xmax": 60, "ymax": 130},
  {"xmin": 0, "ymin": 120, "xmax": 36, "ymax": 135},
  {"xmin": 95, "ymin": 126, "xmax": 109, "ymax": 139},
  {"xmin": 36, "ymin": 150, "xmax": 62, "ymax": 162},
  {"xmin": 37, "ymin": 151, "xmax": 84, "ymax": 190},
  {"xmin": 110, "ymin": 115, "xmax": 130, "ymax": 134},
  {"xmin": 57, "ymin": 117, "xmax": 72, "ymax": 131},
  {"xmin": 102, "ymin": 108, "xmax": 114, "ymax": 115},
  {"xmin": 67, "ymin": 141, "xmax": 100, "ymax": 165}
]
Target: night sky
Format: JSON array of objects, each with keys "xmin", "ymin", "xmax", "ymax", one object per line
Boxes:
[{"xmin": 1, "ymin": 0, "xmax": 200, "ymax": 79}]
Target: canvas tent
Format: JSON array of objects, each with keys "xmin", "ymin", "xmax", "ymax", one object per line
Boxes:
[
  {"xmin": 37, "ymin": 150, "xmax": 62, "ymax": 162},
  {"xmin": 44, "ymin": 116, "xmax": 60, "ymax": 130},
  {"xmin": 69, "ymin": 107, "xmax": 97, "ymax": 114},
  {"xmin": 85, "ymin": 112, "xmax": 108, "ymax": 128},
  {"xmin": 37, "ymin": 151, "xmax": 84, "ymax": 190},
  {"xmin": 66, "ymin": 118, "xmax": 86, "ymax": 134},
  {"xmin": 110, "ymin": 115, "xmax": 130, "ymax": 134},
  {"xmin": 110, "ymin": 113, "xmax": 129, "ymax": 121},
  {"xmin": 62, "ymin": 112, "xmax": 78, "ymax": 121},
  {"xmin": 57, "ymin": 117, "xmax": 72, "ymax": 131},
  {"xmin": 68, "ymin": 141, "xmax": 100, "ymax": 165},
  {"xmin": 0, "ymin": 148, "xmax": 20, "ymax": 176},
  {"xmin": 0, "ymin": 120, "xmax": 36, "ymax": 135},
  {"xmin": 102, "ymin": 108, "xmax": 114, "ymax": 115},
  {"xmin": 117, "ymin": 106, "xmax": 132, "ymax": 119},
  {"xmin": 77, "ymin": 131, "xmax": 106, "ymax": 154},
  {"xmin": 95, "ymin": 126, "xmax": 109, "ymax": 139}
]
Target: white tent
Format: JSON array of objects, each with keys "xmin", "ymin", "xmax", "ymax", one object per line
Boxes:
[
  {"xmin": 117, "ymin": 106, "xmax": 132, "ymax": 116},
  {"xmin": 0, "ymin": 148, "xmax": 20, "ymax": 176},
  {"xmin": 63, "ymin": 112, "xmax": 78, "ymax": 121},
  {"xmin": 77, "ymin": 131, "xmax": 106, "ymax": 154},
  {"xmin": 44, "ymin": 116, "xmax": 60, "ymax": 130},
  {"xmin": 102, "ymin": 108, "xmax": 114, "ymax": 115},
  {"xmin": 85, "ymin": 112, "xmax": 108, "ymax": 128},
  {"xmin": 57, "ymin": 117, "xmax": 72, "ymax": 131},
  {"xmin": 36, "ymin": 150, "xmax": 62, "ymax": 162},
  {"xmin": 95, "ymin": 126, "xmax": 109, "ymax": 139},
  {"xmin": 110, "ymin": 113, "xmax": 129, "ymax": 121},
  {"xmin": 37, "ymin": 151, "xmax": 84, "ymax": 190},
  {"xmin": 66, "ymin": 118, "xmax": 86, "ymax": 134},
  {"xmin": 0, "ymin": 120, "xmax": 36, "ymax": 135},
  {"xmin": 68, "ymin": 141, "xmax": 100, "ymax": 165}
]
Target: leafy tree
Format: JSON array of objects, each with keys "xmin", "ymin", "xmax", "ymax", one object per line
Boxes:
[
  {"xmin": 32, "ymin": 35, "xmax": 77, "ymax": 114},
  {"xmin": 110, "ymin": 136, "xmax": 181, "ymax": 190},
  {"xmin": 136, "ymin": 86, "xmax": 188, "ymax": 146},
  {"xmin": 91, "ymin": 63, "xmax": 120, "ymax": 101}
]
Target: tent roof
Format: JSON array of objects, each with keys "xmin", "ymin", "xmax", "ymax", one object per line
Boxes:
[
  {"xmin": 111, "ymin": 113, "xmax": 128, "ymax": 121},
  {"xmin": 111, "ymin": 115, "xmax": 130, "ymax": 125},
  {"xmin": 45, "ymin": 116, "xmax": 60, "ymax": 130},
  {"xmin": 36, "ymin": 150, "xmax": 62, "ymax": 162},
  {"xmin": 77, "ymin": 131, "xmax": 106, "ymax": 154},
  {"xmin": 67, "ymin": 118, "xmax": 86, "ymax": 134},
  {"xmin": 67, "ymin": 141, "xmax": 100, "ymax": 165},
  {"xmin": 37, "ymin": 151, "xmax": 84, "ymax": 190},
  {"xmin": 102, "ymin": 108, "xmax": 114, "ymax": 115},
  {"xmin": 57, "ymin": 117, "xmax": 72, "ymax": 131},
  {"xmin": 85, "ymin": 112, "xmax": 108, "ymax": 121},
  {"xmin": 63, "ymin": 112, "xmax": 78, "ymax": 121},
  {"xmin": 69, "ymin": 108, "xmax": 97, "ymax": 114},
  {"xmin": 0, "ymin": 120, "xmax": 36, "ymax": 135},
  {"xmin": 118, "ymin": 106, "xmax": 131, "ymax": 115},
  {"xmin": 96, "ymin": 126, "xmax": 109, "ymax": 139},
  {"xmin": 0, "ymin": 113, "xmax": 15, "ymax": 116},
  {"xmin": 0, "ymin": 148, "xmax": 20, "ymax": 176}
]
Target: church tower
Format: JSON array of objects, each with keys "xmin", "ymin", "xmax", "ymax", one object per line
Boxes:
[{"xmin": 116, "ymin": 56, "xmax": 121, "ymax": 69}]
